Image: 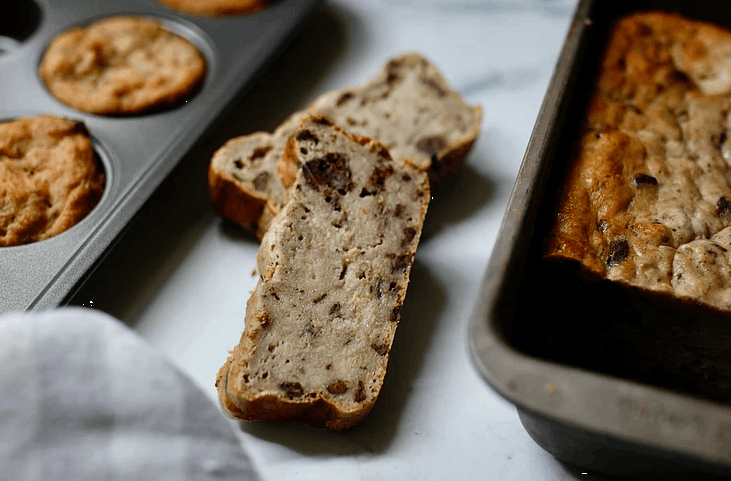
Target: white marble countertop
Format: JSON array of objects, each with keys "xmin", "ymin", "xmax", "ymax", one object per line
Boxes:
[{"xmin": 69, "ymin": 0, "xmax": 610, "ymax": 479}]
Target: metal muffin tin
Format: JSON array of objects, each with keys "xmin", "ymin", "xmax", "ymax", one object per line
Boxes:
[
  {"xmin": 0, "ymin": 0, "xmax": 322, "ymax": 312},
  {"xmin": 470, "ymin": 0, "xmax": 731, "ymax": 478}
]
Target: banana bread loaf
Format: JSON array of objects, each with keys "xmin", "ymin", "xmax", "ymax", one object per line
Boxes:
[{"xmin": 546, "ymin": 12, "xmax": 731, "ymax": 313}]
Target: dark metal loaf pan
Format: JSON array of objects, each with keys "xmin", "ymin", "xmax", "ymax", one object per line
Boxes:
[
  {"xmin": 0, "ymin": 0, "xmax": 321, "ymax": 312},
  {"xmin": 470, "ymin": 0, "xmax": 731, "ymax": 478}
]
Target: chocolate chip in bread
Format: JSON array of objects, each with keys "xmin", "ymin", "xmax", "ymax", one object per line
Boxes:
[{"xmin": 216, "ymin": 115, "xmax": 430, "ymax": 430}]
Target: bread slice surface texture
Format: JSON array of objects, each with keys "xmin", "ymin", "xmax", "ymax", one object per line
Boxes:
[
  {"xmin": 208, "ymin": 52, "xmax": 479, "ymax": 238},
  {"xmin": 216, "ymin": 115, "xmax": 430, "ymax": 430}
]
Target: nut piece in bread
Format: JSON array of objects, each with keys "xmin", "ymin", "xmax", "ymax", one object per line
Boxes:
[
  {"xmin": 545, "ymin": 12, "xmax": 731, "ymax": 313},
  {"xmin": 208, "ymin": 52, "xmax": 480, "ymax": 238},
  {"xmin": 0, "ymin": 115, "xmax": 105, "ymax": 247},
  {"xmin": 216, "ymin": 115, "xmax": 430, "ymax": 430}
]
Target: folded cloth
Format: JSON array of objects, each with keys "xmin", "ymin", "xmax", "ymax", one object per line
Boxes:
[{"xmin": 0, "ymin": 307, "xmax": 259, "ymax": 481}]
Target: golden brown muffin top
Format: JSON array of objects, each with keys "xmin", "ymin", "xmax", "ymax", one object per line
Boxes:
[
  {"xmin": 0, "ymin": 116, "xmax": 105, "ymax": 247},
  {"xmin": 39, "ymin": 16, "xmax": 206, "ymax": 116}
]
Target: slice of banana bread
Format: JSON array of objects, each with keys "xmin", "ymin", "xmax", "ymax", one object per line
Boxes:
[
  {"xmin": 208, "ymin": 52, "xmax": 480, "ymax": 238},
  {"xmin": 215, "ymin": 115, "xmax": 430, "ymax": 431}
]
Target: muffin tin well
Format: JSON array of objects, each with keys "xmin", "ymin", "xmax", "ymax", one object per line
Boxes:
[{"xmin": 0, "ymin": 0, "xmax": 322, "ymax": 312}]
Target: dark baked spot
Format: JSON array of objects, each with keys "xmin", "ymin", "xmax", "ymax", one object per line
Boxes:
[
  {"xmin": 393, "ymin": 254, "xmax": 412, "ymax": 272},
  {"xmin": 262, "ymin": 372, "xmax": 268, "ymax": 379},
  {"xmin": 668, "ymin": 70, "xmax": 692, "ymax": 86},
  {"xmin": 402, "ymin": 174, "xmax": 411, "ymax": 182},
  {"xmin": 336, "ymin": 92, "xmax": 354, "ymax": 107},
  {"xmin": 313, "ymin": 293, "xmax": 327, "ymax": 304},
  {"xmin": 243, "ymin": 374, "xmax": 250, "ymax": 383},
  {"xmin": 403, "ymin": 227, "xmax": 416, "ymax": 245},
  {"xmin": 378, "ymin": 147, "xmax": 391, "ymax": 160},
  {"xmin": 370, "ymin": 165, "xmax": 394, "ymax": 190},
  {"xmin": 326, "ymin": 363, "xmax": 332, "ymax": 370},
  {"xmin": 253, "ymin": 172, "xmax": 270, "ymax": 192},
  {"xmin": 632, "ymin": 173, "xmax": 657, "ymax": 187},
  {"xmin": 354, "ymin": 381, "xmax": 366, "ymax": 402},
  {"xmin": 234, "ymin": 159, "xmax": 244, "ymax": 169},
  {"xmin": 296, "ymin": 129, "xmax": 319, "ymax": 144},
  {"xmin": 394, "ymin": 204, "xmax": 404, "ymax": 218},
  {"xmin": 314, "ymin": 117, "xmax": 333, "ymax": 126},
  {"xmin": 251, "ymin": 146, "xmax": 272, "ymax": 161},
  {"xmin": 268, "ymin": 344, "xmax": 276, "ymax": 352},
  {"xmin": 327, "ymin": 380, "xmax": 348, "ymax": 395},
  {"xmin": 416, "ymin": 136, "xmax": 447, "ymax": 158},
  {"xmin": 68, "ymin": 121, "xmax": 90, "ymax": 136},
  {"xmin": 371, "ymin": 343, "xmax": 389, "ymax": 356},
  {"xmin": 637, "ymin": 22, "xmax": 652, "ymax": 37},
  {"xmin": 360, "ymin": 187, "xmax": 375, "ymax": 197},
  {"xmin": 300, "ymin": 147, "xmax": 308, "ymax": 155},
  {"xmin": 280, "ymin": 382, "xmax": 304, "ymax": 398},
  {"xmin": 391, "ymin": 306, "xmax": 401, "ymax": 323},
  {"xmin": 713, "ymin": 131, "xmax": 727, "ymax": 150},
  {"xmin": 302, "ymin": 153, "xmax": 354, "ymax": 194},
  {"xmin": 271, "ymin": 291, "xmax": 280, "ymax": 300},
  {"xmin": 329, "ymin": 302, "xmax": 341, "ymax": 315},
  {"xmin": 718, "ymin": 197, "xmax": 731, "ymax": 223},
  {"xmin": 339, "ymin": 264, "xmax": 348, "ymax": 280},
  {"xmin": 606, "ymin": 238, "xmax": 629, "ymax": 266},
  {"xmin": 421, "ymin": 76, "xmax": 446, "ymax": 97}
]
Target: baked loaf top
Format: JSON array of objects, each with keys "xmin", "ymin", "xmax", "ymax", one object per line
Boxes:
[
  {"xmin": 216, "ymin": 115, "xmax": 430, "ymax": 430},
  {"xmin": 154, "ymin": 0, "xmax": 268, "ymax": 16},
  {"xmin": 39, "ymin": 16, "xmax": 206, "ymax": 115},
  {"xmin": 208, "ymin": 52, "xmax": 480, "ymax": 238},
  {"xmin": 546, "ymin": 12, "xmax": 731, "ymax": 313},
  {"xmin": 0, "ymin": 116, "xmax": 105, "ymax": 247}
]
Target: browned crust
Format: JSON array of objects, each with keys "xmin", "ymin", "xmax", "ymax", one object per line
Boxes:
[
  {"xmin": 216, "ymin": 351, "xmax": 375, "ymax": 432},
  {"xmin": 427, "ymin": 104, "xmax": 483, "ymax": 187},
  {"xmin": 155, "ymin": 0, "xmax": 270, "ymax": 16},
  {"xmin": 208, "ymin": 159, "xmax": 267, "ymax": 237}
]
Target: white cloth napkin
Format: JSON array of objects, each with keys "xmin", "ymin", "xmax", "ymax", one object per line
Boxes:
[{"xmin": 0, "ymin": 307, "xmax": 259, "ymax": 481}]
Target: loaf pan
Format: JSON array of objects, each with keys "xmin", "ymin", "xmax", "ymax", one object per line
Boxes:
[
  {"xmin": 0, "ymin": 0, "xmax": 321, "ymax": 313},
  {"xmin": 470, "ymin": 0, "xmax": 731, "ymax": 478}
]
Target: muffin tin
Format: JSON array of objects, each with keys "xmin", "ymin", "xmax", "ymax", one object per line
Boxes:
[
  {"xmin": 470, "ymin": 0, "xmax": 731, "ymax": 478},
  {"xmin": 0, "ymin": 0, "xmax": 322, "ymax": 312}
]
